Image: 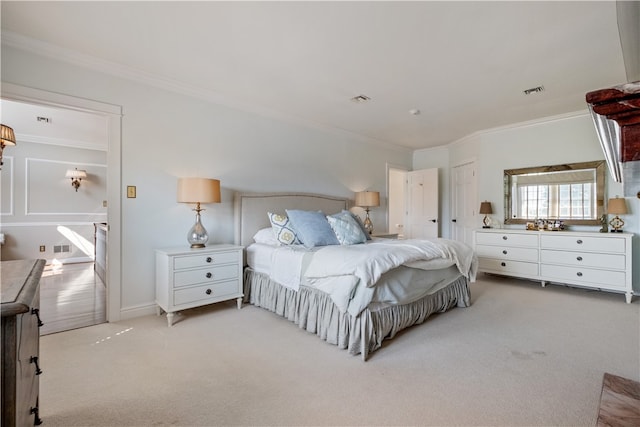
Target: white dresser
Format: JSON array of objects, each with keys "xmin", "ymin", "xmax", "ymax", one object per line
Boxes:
[
  {"xmin": 155, "ymin": 244, "xmax": 244, "ymax": 326},
  {"xmin": 475, "ymin": 229, "xmax": 633, "ymax": 303}
]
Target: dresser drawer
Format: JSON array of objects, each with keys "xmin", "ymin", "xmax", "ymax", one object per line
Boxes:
[
  {"xmin": 173, "ymin": 251, "xmax": 239, "ymax": 270},
  {"xmin": 478, "ymin": 257, "xmax": 539, "ymax": 276},
  {"xmin": 540, "ymin": 264, "xmax": 626, "ymax": 289},
  {"xmin": 541, "ymin": 250, "xmax": 626, "ymax": 270},
  {"xmin": 174, "ymin": 264, "xmax": 238, "ymax": 288},
  {"xmin": 174, "ymin": 280, "xmax": 240, "ymax": 306},
  {"xmin": 540, "ymin": 235, "xmax": 625, "ymax": 253},
  {"xmin": 476, "ymin": 232, "xmax": 538, "ymax": 248},
  {"xmin": 476, "ymin": 245, "xmax": 538, "ymax": 262}
]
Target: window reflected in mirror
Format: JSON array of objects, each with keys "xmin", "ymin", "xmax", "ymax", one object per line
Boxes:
[{"xmin": 504, "ymin": 161, "xmax": 605, "ymax": 226}]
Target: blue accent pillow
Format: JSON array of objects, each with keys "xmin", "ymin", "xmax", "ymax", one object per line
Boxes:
[
  {"xmin": 267, "ymin": 212, "xmax": 301, "ymax": 245},
  {"xmin": 327, "ymin": 214, "xmax": 367, "ymax": 245},
  {"xmin": 337, "ymin": 210, "xmax": 371, "ymax": 240},
  {"xmin": 285, "ymin": 209, "xmax": 339, "ymax": 248}
]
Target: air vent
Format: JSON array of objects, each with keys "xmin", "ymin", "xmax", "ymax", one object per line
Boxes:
[
  {"xmin": 350, "ymin": 95, "xmax": 371, "ymax": 103},
  {"xmin": 53, "ymin": 245, "xmax": 70, "ymax": 253},
  {"xmin": 523, "ymin": 86, "xmax": 545, "ymax": 95},
  {"xmin": 37, "ymin": 116, "xmax": 52, "ymax": 123}
]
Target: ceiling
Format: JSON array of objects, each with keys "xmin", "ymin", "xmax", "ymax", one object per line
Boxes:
[{"xmin": 1, "ymin": 1, "xmax": 635, "ymax": 150}]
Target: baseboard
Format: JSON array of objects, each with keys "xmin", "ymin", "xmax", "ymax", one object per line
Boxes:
[{"xmin": 118, "ymin": 303, "xmax": 157, "ymax": 320}]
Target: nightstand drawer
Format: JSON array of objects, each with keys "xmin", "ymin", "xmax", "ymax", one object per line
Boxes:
[
  {"xmin": 476, "ymin": 232, "xmax": 538, "ymax": 247},
  {"xmin": 540, "ymin": 235, "xmax": 625, "ymax": 253},
  {"xmin": 173, "ymin": 251, "xmax": 239, "ymax": 270},
  {"xmin": 174, "ymin": 264, "xmax": 238, "ymax": 288},
  {"xmin": 174, "ymin": 280, "xmax": 240, "ymax": 306},
  {"xmin": 476, "ymin": 245, "xmax": 538, "ymax": 262},
  {"xmin": 541, "ymin": 250, "xmax": 626, "ymax": 270},
  {"xmin": 540, "ymin": 264, "xmax": 626, "ymax": 289}
]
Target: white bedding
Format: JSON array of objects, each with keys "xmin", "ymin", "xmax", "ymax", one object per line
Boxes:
[{"xmin": 246, "ymin": 238, "xmax": 477, "ymax": 316}]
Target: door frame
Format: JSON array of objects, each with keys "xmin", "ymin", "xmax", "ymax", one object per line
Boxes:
[
  {"xmin": 386, "ymin": 163, "xmax": 408, "ymax": 237},
  {"xmin": 1, "ymin": 83, "xmax": 123, "ymax": 322}
]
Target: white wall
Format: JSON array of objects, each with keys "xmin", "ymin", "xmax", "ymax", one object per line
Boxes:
[
  {"xmin": 414, "ymin": 113, "xmax": 639, "ymax": 292},
  {"xmin": 1, "ymin": 45, "xmax": 412, "ymax": 317},
  {"xmin": 0, "ymin": 140, "xmax": 107, "ymax": 262}
]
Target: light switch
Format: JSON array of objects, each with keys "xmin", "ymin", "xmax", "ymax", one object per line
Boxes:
[{"xmin": 127, "ymin": 186, "xmax": 136, "ymax": 198}]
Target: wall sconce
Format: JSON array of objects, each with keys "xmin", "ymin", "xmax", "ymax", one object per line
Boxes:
[
  {"xmin": 177, "ymin": 177, "xmax": 221, "ymax": 248},
  {"xmin": 355, "ymin": 191, "xmax": 380, "ymax": 234},
  {"xmin": 65, "ymin": 168, "xmax": 87, "ymax": 192},
  {"xmin": 1, "ymin": 124, "xmax": 17, "ymax": 168},
  {"xmin": 479, "ymin": 201, "xmax": 493, "ymax": 228},
  {"xmin": 607, "ymin": 197, "xmax": 627, "ymax": 232}
]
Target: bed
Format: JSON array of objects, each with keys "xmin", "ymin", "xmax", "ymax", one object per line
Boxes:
[{"xmin": 234, "ymin": 192, "xmax": 477, "ymax": 360}]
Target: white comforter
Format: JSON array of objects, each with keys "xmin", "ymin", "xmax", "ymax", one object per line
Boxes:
[{"xmin": 304, "ymin": 238, "xmax": 477, "ymax": 316}]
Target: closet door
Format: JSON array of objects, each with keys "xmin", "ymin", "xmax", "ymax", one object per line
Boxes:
[{"xmin": 407, "ymin": 168, "xmax": 438, "ymax": 239}]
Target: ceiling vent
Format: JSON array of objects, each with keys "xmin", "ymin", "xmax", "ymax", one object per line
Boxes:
[
  {"xmin": 350, "ymin": 95, "xmax": 371, "ymax": 103},
  {"xmin": 523, "ymin": 86, "xmax": 545, "ymax": 95},
  {"xmin": 37, "ymin": 116, "xmax": 52, "ymax": 123}
]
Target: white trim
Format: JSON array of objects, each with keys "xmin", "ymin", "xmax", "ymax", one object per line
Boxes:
[
  {"xmin": 1, "ymin": 83, "xmax": 123, "ymax": 323},
  {"xmin": 1, "ymin": 221, "xmax": 101, "ymax": 227},
  {"xmin": 1, "ymin": 157, "xmax": 15, "ymax": 215},
  {"xmin": 46, "ymin": 256, "xmax": 93, "ymax": 265},
  {"xmin": 119, "ymin": 303, "xmax": 158, "ymax": 320}
]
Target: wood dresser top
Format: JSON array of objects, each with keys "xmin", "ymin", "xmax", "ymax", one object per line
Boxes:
[{"xmin": 1, "ymin": 259, "xmax": 46, "ymax": 316}]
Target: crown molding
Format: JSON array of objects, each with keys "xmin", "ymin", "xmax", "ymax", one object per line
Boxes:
[
  {"xmin": 17, "ymin": 133, "xmax": 107, "ymax": 151},
  {"xmin": 2, "ymin": 31, "xmax": 412, "ymax": 154}
]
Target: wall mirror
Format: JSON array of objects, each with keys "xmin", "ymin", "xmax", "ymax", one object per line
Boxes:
[{"xmin": 504, "ymin": 160, "xmax": 605, "ymax": 225}]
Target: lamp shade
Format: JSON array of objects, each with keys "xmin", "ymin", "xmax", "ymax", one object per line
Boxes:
[
  {"xmin": 479, "ymin": 201, "xmax": 493, "ymax": 214},
  {"xmin": 355, "ymin": 191, "xmax": 380, "ymax": 208},
  {"xmin": 1, "ymin": 124, "xmax": 16, "ymax": 146},
  {"xmin": 177, "ymin": 178, "xmax": 221, "ymax": 204},
  {"xmin": 65, "ymin": 168, "xmax": 87, "ymax": 179},
  {"xmin": 607, "ymin": 197, "xmax": 627, "ymax": 215}
]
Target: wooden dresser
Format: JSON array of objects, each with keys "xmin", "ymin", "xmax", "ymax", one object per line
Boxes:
[
  {"xmin": 475, "ymin": 229, "xmax": 633, "ymax": 303},
  {"xmin": 1, "ymin": 259, "xmax": 46, "ymax": 427}
]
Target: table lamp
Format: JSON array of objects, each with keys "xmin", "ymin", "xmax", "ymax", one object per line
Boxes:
[{"xmin": 177, "ymin": 177, "xmax": 221, "ymax": 248}]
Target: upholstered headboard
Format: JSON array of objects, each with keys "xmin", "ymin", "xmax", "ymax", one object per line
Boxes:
[{"xmin": 233, "ymin": 192, "xmax": 350, "ymax": 248}]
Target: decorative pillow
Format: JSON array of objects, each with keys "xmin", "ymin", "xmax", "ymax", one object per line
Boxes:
[
  {"xmin": 267, "ymin": 212, "xmax": 301, "ymax": 245},
  {"xmin": 342, "ymin": 210, "xmax": 371, "ymax": 240},
  {"xmin": 253, "ymin": 227, "xmax": 279, "ymax": 245},
  {"xmin": 285, "ymin": 209, "xmax": 340, "ymax": 248},
  {"xmin": 327, "ymin": 214, "xmax": 367, "ymax": 245}
]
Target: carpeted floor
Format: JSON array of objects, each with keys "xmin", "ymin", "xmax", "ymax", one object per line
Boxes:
[{"xmin": 39, "ymin": 275, "xmax": 639, "ymax": 426}]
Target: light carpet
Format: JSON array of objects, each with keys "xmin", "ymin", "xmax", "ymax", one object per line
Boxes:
[{"xmin": 39, "ymin": 275, "xmax": 640, "ymax": 426}]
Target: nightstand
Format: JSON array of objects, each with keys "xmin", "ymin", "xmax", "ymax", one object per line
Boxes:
[
  {"xmin": 371, "ymin": 232, "xmax": 399, "ymax": 239},
  {"xmin": 155, "ymin": 244, "xmax": 243, "ymax": 326}
]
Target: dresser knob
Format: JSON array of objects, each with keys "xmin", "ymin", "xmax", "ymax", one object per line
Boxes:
[
  {"xmin": 577, "ymin": 239, "xmax": 583, "ymax": 244},
  {"xmin": 501, "ymin": 262, "xmax": 506, "ymax": 267},
  {"xmin": 206, "ymin": 289, "xmax": 212, "ymax": 295},
  {"xmin": 577, "ymin": 256, "xmax": 583, "ymax": 261},
  {"xmin": 502, "ymin": 236, "xmax": 508, "ymax": 240},
  {"xmin": 577, "ymin": 272, "xmax": 583, "ymax": 277},
  {"xmin": 206, "ymin": 272, "xmax": 212, "ymax": 279},
  {"xmin": 206, "ymin": 257, "xmax": 213, "ymax": 263},
  {"xmin": 30, "ymin": 356, "xmax": 43, "ymax": 375},
  {"xmin": 31, "ymin": 308, "xmax": 44, "ymax": 327},
  {"xmin": 502, "ymin": 250, "xmax": 508, "ymax": 255}
]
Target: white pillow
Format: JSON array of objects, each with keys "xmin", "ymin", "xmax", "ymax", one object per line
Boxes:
[{"xmin": 253, "ymin": 227, "xmax": 279, "ymax": 245}]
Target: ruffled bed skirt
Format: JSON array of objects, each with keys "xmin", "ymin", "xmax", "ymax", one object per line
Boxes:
[{"xmin": 243, "ymin": 268, "xmax": 471, "ymax": 360}]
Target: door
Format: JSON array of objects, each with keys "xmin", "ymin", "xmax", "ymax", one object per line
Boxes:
[
  {"xmin": 387, "ymin": 167, "xmax": 407, "ymax": 237},
  {"xmin": 451, "ymin": 161, "xmax": 477, "ymax": 245},
  {"xmin": 407, "ymin": 168, "xmax": 438, "ymax": 239}
]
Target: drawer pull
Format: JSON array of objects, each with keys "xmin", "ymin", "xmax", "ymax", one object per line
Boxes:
[
  {"xmin": 577, "ymin": 256, "xmax": 583, "ymax": 261},
  {"xmin": 206, "ymin": 272, "xmax": 212, "ymax": 279},
  {"xmin": 577, "ymin": 239, "xmax": 583, "ymax": 244},
  {"xmin": 577, "ymin": 272, "xmax": 583, "ymax": 277},
  {"xmin": 30, "ymin": 356, "xmax": 43, "ymax": 375},
  {"xmin": 501, "ymin": 262, "xmax": 506, "ymax": 267},
  {"xmin": 502, "ymin": 236, "xmax": 508, "ymax": 240},
  {"xmin": 502, "ymin": 250, "xmax": 508, "ymax": 255},
  {"xmin": 206, "ymin": 289, "xmax": 212, "ymax": 295},
  {"xmin": 206, "ymin": 257, "xmax": 213, "ymax": 263},
  {"xmin": 30, "ymin": 407, "xmax": 43, "ymax": 425},
  {"xmin": 31, "ymin": 308, "xmax": 44, "ymax": 327}
]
